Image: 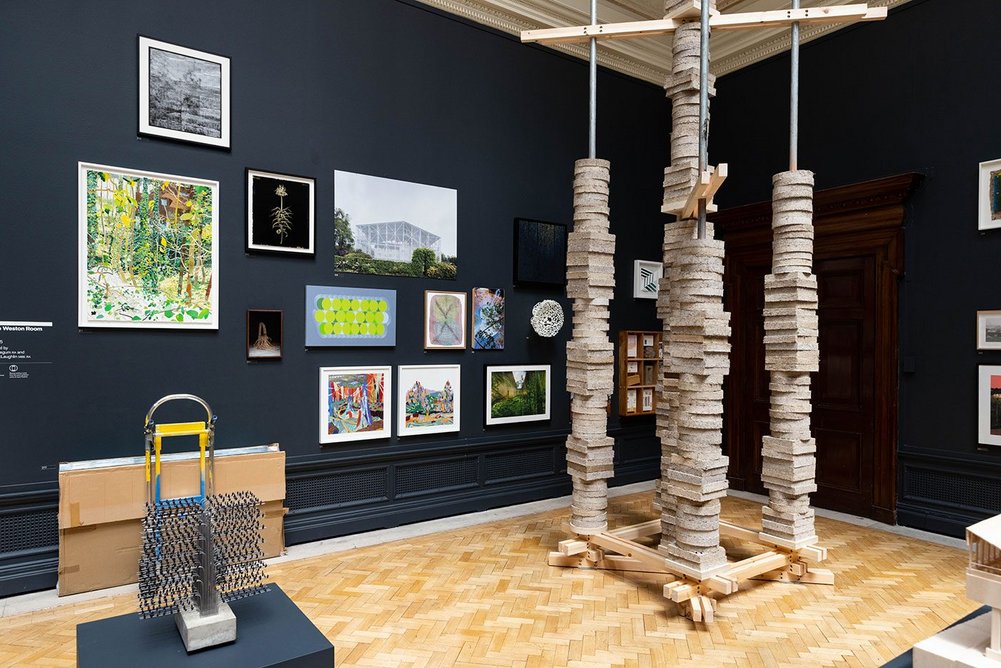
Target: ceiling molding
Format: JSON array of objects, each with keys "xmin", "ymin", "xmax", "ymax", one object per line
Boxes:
[{"xmin": 415, "ymin": 0, "xmax": 912, "ymax": 85}]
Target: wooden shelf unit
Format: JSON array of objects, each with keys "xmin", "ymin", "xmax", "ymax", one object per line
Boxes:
[{"xmin": 618, "ymin": 330, "xmax": 661, "ymax": 416}]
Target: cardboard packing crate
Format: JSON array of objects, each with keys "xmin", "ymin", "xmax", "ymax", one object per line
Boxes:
[{"xmin": 58, "ymin": 446, "xmax": 286, "ymax": 596}]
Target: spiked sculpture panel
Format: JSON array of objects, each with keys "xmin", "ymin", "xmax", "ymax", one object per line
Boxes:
[{"xmin": 565, "ymin": 158, "xmax": 616, "ymax": 535}]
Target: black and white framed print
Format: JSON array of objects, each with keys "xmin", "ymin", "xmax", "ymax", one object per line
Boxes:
[
  {"xmin": 246, "ymin": 169, "xmax": 315, "ymax": 255},
  {"xmin": 138, "ymin": 36, "xmax": 230, "ymax": 148}
]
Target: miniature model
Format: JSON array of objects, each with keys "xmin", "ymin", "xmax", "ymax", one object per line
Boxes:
[{"xmin": 137, "ymin": 394, "xmax": 269, "ymax": 651}]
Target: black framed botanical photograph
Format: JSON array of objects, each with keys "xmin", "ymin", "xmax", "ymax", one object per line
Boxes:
[
  {"xmin": 138, "ymin": 36, "xmax": 230, "ymax": 148},
  {"xmin": 513, "ymin": 218, "xmax": 567, "ymax": 287},
  {"xmin": 246, "ymin": 310, "xmax": 283, "ymax": 361},
  {"xmin": 246, "ymin": 169, "xmax": 315, "ymax": 255}
]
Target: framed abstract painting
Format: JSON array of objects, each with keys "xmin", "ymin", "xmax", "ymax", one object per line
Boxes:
[
  {"xmin": 398, "ymin": 364, "xmax": 460, "ymax": 437},
  {"xmin": 305, "ymin": 285, "xmax": 396, "ymax": 347},
  {"xmin": 319, "ymin": 366, "xmax": 391, "ymax": 445},
  {"xmin": 138, "ymin": 36, "xmax": 230, "ymax": 148},
  {"xmin": 980, "ymin": 158, "xmax": 1001, "ymax": 232},
  {"xmin": 471, "ymin": 287, "xmax": 505, "ymax": 350},
  {"xmin": 424, "ymin": 290, "xmax": 466, "ymax": 349},
  {"xmin": 78, "ymin": 162, "xmax": 219, "ymax": 329},
  {"xmin": 633, "ymin": 260, "xmax": 662, "ymax": 300}
]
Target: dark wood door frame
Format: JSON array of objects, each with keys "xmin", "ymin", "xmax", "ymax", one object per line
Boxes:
[{"xmin": 712, "ymin": 173, "xmax": 921, "ymax": 525}]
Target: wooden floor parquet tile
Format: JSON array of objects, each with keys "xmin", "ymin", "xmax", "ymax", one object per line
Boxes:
[{"xmin": 0, "ymin": 493, "xmax": 978, "ymax": 667}]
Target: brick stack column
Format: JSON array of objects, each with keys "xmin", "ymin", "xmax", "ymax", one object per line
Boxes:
[
  {"xmin": 565, "ymin": 158, "xmax": 616, "ymax": 535},
  {"xmin": 760, "ymin": 170, "xmax": 819, "ymax": 547}
]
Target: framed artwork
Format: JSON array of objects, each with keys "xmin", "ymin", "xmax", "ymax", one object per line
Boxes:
[
  {"xmin": 78, "ymin": 162, "xmax": 219, "ymax": 329},
  {"xmin": 978, "ymin": 311, "xmax": 1001, "ymax": 351},
  {"xmin": 486, "ymin": 364, "xmax": 551, "ymax": 425},
  {"xmin": 633, "ymin": 260, "xmax": 662, "ymax": 299},
  {"xmin": 398, "ymin": 364, "xmax": 460, "ymax": 437},
  {"xmin": 978, "ymin": 365, "xmax": 1001, "ymax": 446},
  {"xmin": 425, "ymin": 290, "xmax": 466, "ymax": 349},
  {"xmin": 138, "ymin": 36, "xmax": 230, "ymax": 148},
  {"xmin": 319, "ymin": 366, "xmax": 391, "ymax": 445},
  {"xmin": 305, "ymin": 285, "xmax": 396, "ymax": 347},
  {"xmin": 514, "ymin": 218, "xmax": 567, "ymax": 287},
  {"xmin": 471, "ymin": 288, "xmax": 505, "ymax": 350},
  {"xmin": 333, "ymin": 170, "xmax": 458, "ymax": 279},
  {"xmin": 979, "ymin": 158, "xmax": 1001, "ymax": 232},
  {"xmin": 246, "ymin": 310, "xmax": 282, "ymax": 361},
  {"xmin": 246, "ymin": 169, "xmax": 315, "ymax": 255}
]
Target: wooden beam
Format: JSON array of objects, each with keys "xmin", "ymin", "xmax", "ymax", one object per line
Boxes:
[
  {"xmin": 608, "ymin": 519, "xmax": 661, "ymax": 540},
  {"xmin": 520, "ymin": 5, "xmax": 886, "ymax": 46},
  {"xmin": 590, "ymin": 532, "xmax": 670, "ymax": 572},
  {"xmin": 558, "ymin": 538, "xmax": 589, "ymax": 556}
]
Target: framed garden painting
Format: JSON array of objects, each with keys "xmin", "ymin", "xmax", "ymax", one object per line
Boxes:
[
  {"xmin": 78, "ymin": 162, "xmax": 219, "ymax": 329},
  {"xmin": 486, "ymin": 364, "xmax": 551, "ymax": 426},
  {"xmin": 246, "ymin": 169, "xmax": 315, "ymax": 255},
  {"xmin": 633, "ymin": 260, "xmax": 662, "ymax": 300},
  {"xmin": 319, "ymin": 366, "xmax": 391, "ymax": 445},
  {"xmin": 138, "ymin": 36, "xmax": 230, "ymax": 148},
  {"xmin": 424, "ymin": 290, "xmax": 466, "ymax": 349},
  {"xmin": 978, "ymin": 311, "xmax": 1001, "ymax": 351},
  {"xmin": 471, "ymin": 287, "xmax": 505, "ymax": 350},
  {"xmin": 246, "ymin": 310, "xmax": 282, "ymax": 361},
  {"xmin": 305, "ymin": 285, "xmax": 396, "ymax": 347},
  {"xmin": 398, "ymin": 364, "xmax": 460, "ymax": 437},
  {"xmin": 979, "ymin": 158, "xmax": 1001, "ymax": 231},
  {"xmin": 333, "ymin": 170, "xmax": 458, "ymax": 279},
  {"xmin": 978, "ymin": 365, "xmax": 1001, "ymax": 446}
]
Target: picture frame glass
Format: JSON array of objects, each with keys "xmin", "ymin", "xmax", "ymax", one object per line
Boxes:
[
  {"xmin": 398, "ymin": 364, "xmax": 460, "ymax": 436},
  {"xmin": 486, "ymin": 365, "xmax": 551, "ymax": 425},
  {"xmin": 247, "ymin": 170, "xmax": 315, "ymax": 254}
]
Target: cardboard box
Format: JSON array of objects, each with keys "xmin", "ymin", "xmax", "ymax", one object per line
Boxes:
[{"xmin": 58, "ymin": 448, "xmax": 286, "ymax": 596}]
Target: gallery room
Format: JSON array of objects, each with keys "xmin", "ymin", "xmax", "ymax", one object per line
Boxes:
[{"xmin": 1, "ymin": 0, "xmax": 999, "ymax": 664}]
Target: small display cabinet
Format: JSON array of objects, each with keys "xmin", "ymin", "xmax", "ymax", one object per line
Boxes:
[{"xmin": 618, "ymin": 330, "xmax": 661, "ymax": 417}]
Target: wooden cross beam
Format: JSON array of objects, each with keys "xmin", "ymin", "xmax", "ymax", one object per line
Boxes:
[{"xmin": 521, "ymin": 4, "xmax": 887, "ymax": 46}]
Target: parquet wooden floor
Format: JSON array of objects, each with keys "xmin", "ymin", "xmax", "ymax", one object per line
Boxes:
[{"xmin": 0, "ymin": 493, "xmax": 977, "ymax": 667}]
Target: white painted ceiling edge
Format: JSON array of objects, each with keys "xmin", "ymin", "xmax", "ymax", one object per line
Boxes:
[{"xmin": 414, "ymin": 0, "xmax": 911, "ymax": 84}]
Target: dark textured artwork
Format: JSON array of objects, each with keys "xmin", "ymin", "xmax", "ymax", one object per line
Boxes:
[
  {"xmin": 514, "ymin": 218, "xmax": 567, "ymax": 287},
  {"xmin": 148, "ymin": 47, "xmax": 222, "ymax": 139},
  {"xmin": 249, "ymin": 173, "xmax": 313, "ymax": 252}
]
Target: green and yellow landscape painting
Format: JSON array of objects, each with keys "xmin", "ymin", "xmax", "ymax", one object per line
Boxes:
[{"xmin": 79, "ymin": 163, "xmax": 218, "ymax": 328}]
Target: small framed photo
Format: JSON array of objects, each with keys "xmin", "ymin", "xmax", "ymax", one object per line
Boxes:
[
  {"xmin": 633, "ymin": 260, "xmax": 663, "ymax": 299},
  {"xmin": 978, "ymin": 311, "xmax": 1001, "ymax": 350},
  {"xmin": 425, "ymin": 290, "xmax": 466, "ymax": 349},
  {"xmin": 625, "ymin": 389, "xmax": 637, "ymax": 413},
  {"xmin": 626, "ymin": 334, "xmax": 638, "ymax": 358},
  {"xmin": 246, "ymin": 169, "xmax": 315, "ymax": 255},
  {"xmin": 138, "ymin": 36, "xmax": 230, "ymax": 148},
  {"xmin": 980, "ymin": 159, "xmax": 1001, "ymax": 232},
  {"xmin": 319, "ymin": 366, "xmax": 391, "ymax": 445},
  {"xmin": 642, "ymin": 388, "xmax": 654, "ymax": 412},
  {"xmin": 398, "ymin": 364, "xmax": 460, "ymax": 437},
  {"xmin": 246, "ymin": 310, "xmax": 282, "ymax": 361},
  {"xmin": 486, "ymin": 364, "xmax": 551, "ymax": 426},
  {"xmin": 978, "ymin": 365, "xmax": 1001, "ymax": 446}
]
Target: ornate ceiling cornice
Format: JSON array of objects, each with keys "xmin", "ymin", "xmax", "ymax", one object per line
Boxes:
[{"xmin": 415, "ymin": 0, "xmax": 912, "ymax": 84}]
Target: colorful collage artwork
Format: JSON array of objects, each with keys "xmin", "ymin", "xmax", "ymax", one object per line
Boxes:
[
  {"xmin": 471, "ymin": 288, "xmax": 505, "ymax": 350},
  {"xmin": 319, "ymin": 366, "xmax": 391, "ymax": 444},
  {"xmin": 398, "ymin": 365, "xmax": 461, "ymax": 437}
]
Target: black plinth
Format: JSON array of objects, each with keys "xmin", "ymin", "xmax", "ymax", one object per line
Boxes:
[{"xmin": 76, "ymin": 585, "xmax": 333, "ymax": 667}]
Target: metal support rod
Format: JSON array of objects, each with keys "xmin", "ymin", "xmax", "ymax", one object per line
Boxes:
[
  {"xmin": 197, "ymin": 506, "xmax": 218, "ymax": 615},
  {"xmin": 697, "ymin": 0, "xmax": 710, "ymax": 239},
  {"xmin": 790, "ymin": 0, "xmax": 800, "ymax": 171},
  {"xmin": 588, "ymin": 0, "xmax": 597, "ymax": 159}
]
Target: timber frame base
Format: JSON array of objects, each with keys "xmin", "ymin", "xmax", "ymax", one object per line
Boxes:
[{"xmin": 548, "ymin": 515, "xmax": 833, "ymax": 624}]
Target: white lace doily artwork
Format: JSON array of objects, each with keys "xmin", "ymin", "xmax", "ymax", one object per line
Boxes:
[{"xmin": 531, "ymin": 300, "xmax": 564, "ymax": 337}]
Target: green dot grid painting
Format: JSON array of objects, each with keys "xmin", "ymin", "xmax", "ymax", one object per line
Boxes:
[{"xmin": 305, "ymin": 285, "xmax": 396, "ymax": 347}]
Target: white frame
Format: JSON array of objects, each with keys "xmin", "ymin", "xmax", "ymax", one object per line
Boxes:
[
  {"xmin": 246, "ymin": 169, "xmax": 315, "ymax": 255},
  {"xmin": 139, "ymin": 36, "xmax": 230, "ymax": 148},
  {"xmin": 319, "ymin": 366, "xmax": 392, "ymax": 445},
  {"xmin": 78, "ymin": 162, "xmax": 219, "ymax": 329},
  {"xmin": 397, "ymin": 364, "xmax": 461, "ymax": 436},
  {"xmin": 485, "ymin": 364, "xmax": 551, "ymax": 426},
  {"xmin": 979, "ymin": 158, "xmax": 1001, "ymax": 231},
  {"xmin": 424, "ymin": 290, "xmax": 467, "ymax": 349},
  {"xmin": 979, "ymin": 365, "xmax": 1001, "ymax": 446},
  {"xmin": 633, "ymin": 259, "xmax": 663, "ymax": 300},
  {"xmin": 978, "ymin": 310, "xmax": 1001, "ymax": 351}
]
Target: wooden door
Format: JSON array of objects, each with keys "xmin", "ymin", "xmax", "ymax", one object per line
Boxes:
[{"xmin": 716, "ymin": 174, "xmax": 919, "ymax": 524}]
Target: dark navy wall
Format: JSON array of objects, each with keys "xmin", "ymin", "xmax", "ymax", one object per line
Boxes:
[
  {"xmin": 710, "ymin": 0, "xmax": 1001, "ymax": 535},
  {"xmin": 0, "ymin": 0, "xmax": 666, "ymax": 594}
]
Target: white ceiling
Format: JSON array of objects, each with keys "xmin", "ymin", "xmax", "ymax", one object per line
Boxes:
[{"xmin": 416, "ymin": 0, "xmax": 910, "ymax": 84}]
